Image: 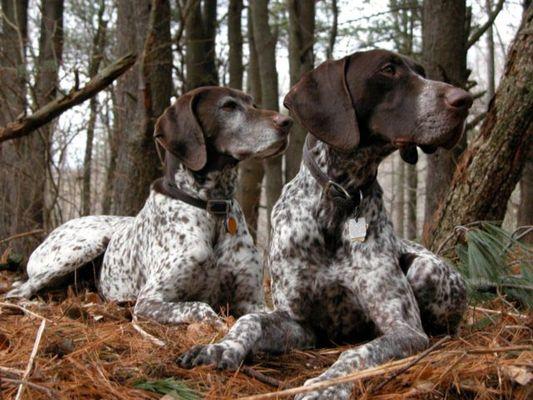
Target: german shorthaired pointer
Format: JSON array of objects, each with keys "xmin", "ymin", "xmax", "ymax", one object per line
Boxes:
[
  {"xmin": 7, "ymin": 86, "xmax": 293, "ymax": 326},
  {"xmin": 179, "ymin": 50, "xmax": 471, "ymax": 399}
]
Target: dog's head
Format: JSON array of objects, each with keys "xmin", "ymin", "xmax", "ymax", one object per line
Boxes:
[
  {"xmin": 283, "ymin": 49, "xmax": 473, "ymax": 163},
  {"xmin": 155, "ymin": 86, "xmax": 292, "ymax": 171}
]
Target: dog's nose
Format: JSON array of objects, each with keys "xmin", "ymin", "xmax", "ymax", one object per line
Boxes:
[
  {"xmin": 273, "ymin": 114, "xmax": 293, "ymax": 133},
  {"xmin": 445, "ymin": 88, "xmax": 473, "ymax": 110}
]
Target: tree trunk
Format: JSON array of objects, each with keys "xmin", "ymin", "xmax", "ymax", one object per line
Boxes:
[
  {"xmin": 326, "ymin": 0, "xmax": 338, "ymax": 59},
  {"xmin": 423, "ymin": 5, "xmax": 533, "ymax": 252},
  {"xmin": 251, "ymin": 0, "xmax": 280, "ymax": 236},
  {"xmin": 113, "ymin": 0, "xmax": 171, "ymax": 216},
  {"xmin": 517, "ymin": 150, "xmax": 533, "ymax": 244},
  {"xmin": 485, "ymin": 0, "xmax": 496, "ymax": 100},
  {"xmin": 228, "ymin": 0, "xmax": 243, "ymax": 90},
  {"xmin": 0, "ymin": 0, "xmax": 28, "ymax": 248},
  {"xmin": 422, "ymin": 0, "xmax": 468, "ymax": 233},
  {"xmin": 285, "ymin": 0, "xmax": 314, "ymax": 182},
  {"xmin": 82, "ymin": 0, "xmax": 107, "ymax": 216},
  {"xmin": 185, "ymin": 0, "xmax": 218, "ymax": 89},
  {"xmin": 237, "ymin": 5, "xmax": 264, "ymax": 240}
]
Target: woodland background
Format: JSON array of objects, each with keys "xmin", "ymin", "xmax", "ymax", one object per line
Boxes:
[{"xmin": 0, "ymin": 0, "xmax": 531, "ymax": 265}]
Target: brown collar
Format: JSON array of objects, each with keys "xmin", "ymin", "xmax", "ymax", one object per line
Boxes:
[
  {"xmin": 152, "ymin": 177, "xmax": 232, "ymax": 215},
  {"xmin": 303, "ymin": 135, "xmax": 376, "ymax": 216}
]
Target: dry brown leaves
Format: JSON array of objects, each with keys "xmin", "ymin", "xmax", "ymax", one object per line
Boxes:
[{"xmin": 0, "ymin": 270, "xmax": 531, "ymax": 400}]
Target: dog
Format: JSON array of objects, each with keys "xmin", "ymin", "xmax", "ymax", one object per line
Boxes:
[
  {"xmin": 179, "ymin": 50, "xmax": 471, "ymax": 399},
  {"xmin": 6, "ymin": 86, "xmax": 293, "ymax": 326}
]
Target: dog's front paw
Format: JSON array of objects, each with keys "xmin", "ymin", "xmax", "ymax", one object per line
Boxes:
[
  {"xmin": 294, "ymin": 377, "xmax": 352, "ymax": 400},
  {"xmin": 177, "ymin": 340, "xmax": 245, "ymax": 370}
]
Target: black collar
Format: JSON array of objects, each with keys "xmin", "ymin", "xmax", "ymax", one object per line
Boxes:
[{"xmin": 303, "ymin": 135, "xmax": 376, "ymax": 215}]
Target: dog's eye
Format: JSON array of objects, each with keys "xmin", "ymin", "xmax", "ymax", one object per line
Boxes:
[
  {"xmin": 221, "ymin": 100, "xmax": 239, "ymax": 111},
  {"xmin": 380, "ymin": 64, "xmax": 396, "ymax": 76}
]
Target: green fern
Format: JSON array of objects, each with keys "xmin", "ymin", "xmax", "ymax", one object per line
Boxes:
[
  {"xmin": 134, "ymin": 378, "xmax": 199, "ymax": 400},
  {"xmin": 455, "ymin": 222, "xmax": 532, "ymax": 307}
]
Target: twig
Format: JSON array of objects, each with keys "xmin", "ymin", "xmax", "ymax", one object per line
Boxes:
[
  {"xmin": 15, "ymin": 319, "xmax": 46, "ymax": 400},
  {"xmin": 370, "ymin": 335, "xmax": 450, "ymax": 393},
  {"xmin": 237, "ymin": 354, "xmax": 425, "ymax": 400},
  {"xmin": 240, "ymin": 366, "xmax": 283, "ymax": 388},
  {"xmin": 469, "ymin": 305, "xmax": 529, "ymax": 320},
  {"xmin": 0, "ymin": 365, "xmax": 24, "ymax": 378},
  {"xmin": 0, "ymin": 229, "xmax": 44, "ymax": 244},
  {"xmin": 131, "ymin": 318, "xmax": 165, "ymax": 347},
  {"xmin": 0, "ymin": 302, "xmax": 53, "ymax": 322},
  {"xmin": 3, "ymin": 377, "xmax": 57, "ymax": 398}
]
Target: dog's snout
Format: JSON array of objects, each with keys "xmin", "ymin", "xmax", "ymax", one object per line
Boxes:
[
  {"xmin": 273, "ymin": 114, "xmax": 293, "ymax": 133},
  {"xmin": 444, "ymin": 88, "xmax": 473, "ymax": 111}
]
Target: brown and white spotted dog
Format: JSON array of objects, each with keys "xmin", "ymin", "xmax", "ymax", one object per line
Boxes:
[
  {"xmin": 6, "ymin": 86, "xmax": 292, "ymax": 325},
  {"xmin": 179, "ymin": 49, "xmax": 471, "ymax": 399}
]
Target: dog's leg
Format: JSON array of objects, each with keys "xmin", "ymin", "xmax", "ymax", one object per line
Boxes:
[
  {"xmin": 215, "ymin": 205, "xmax": 265, "ymax": 316},
  {"xmin": 179, "ymin": 310, "xmax": 316, "ymax": 370},
  {"xmin": 295, "ymin": 254, "xmax": 429, "ymax": 400},
  {"xmin": 6, "ymin": 216, "xmax": 131, "ymax": 299},
  {"xmin": 399, "ymin": 240, "xmax": 467, "ymax": 335},
  {"xmin": 134, "ymin": 298, "xmax": 223, "ymax": 325}
]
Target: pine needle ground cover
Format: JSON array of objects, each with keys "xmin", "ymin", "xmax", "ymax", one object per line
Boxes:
[{"xmin": 1, "ymin": 269, "xmax": 530, "ymax": 400}]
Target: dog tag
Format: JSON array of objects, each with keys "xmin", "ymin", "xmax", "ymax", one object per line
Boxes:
[
  {"xmin": 348, "ymin": 217, "xmax": 367, "ymax": 242},
  {"xmin": 226, "ymin": 216, "xmax": 238, "ymax": 235}
]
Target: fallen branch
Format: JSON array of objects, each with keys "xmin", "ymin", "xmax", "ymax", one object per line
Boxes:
[
  {"xmin": 3, "ymin": 377, "xmax": 58, "ymax": 398},
  {"xmin": 0, "ymin": 53, "xmax": 137, "ymax": 144},
  {"xmin": 0, "ymin": 229, "xmax": 44, "ymax": 245},
  {"xmin": 0, "ymin": 302, "xmax": 52, "ymax": 322},
  {"xmin": 131, "ymin": 317, "xmax": 165, "ymax": 347},
  {"xmin": 15, "ymin": 319, "xmax": 46, "ymax": 400}
]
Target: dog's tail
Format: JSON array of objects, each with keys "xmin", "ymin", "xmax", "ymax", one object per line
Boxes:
[{"xmin": 6, "ymin": 216, "xmax": 133, "ymax": 299}]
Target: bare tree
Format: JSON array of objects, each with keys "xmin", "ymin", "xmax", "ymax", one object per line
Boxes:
[
  {"xmin": 251, "ymin": 0, "xmax": 281, "ymax": 234},
  {"xmin": 228, "ymin": 0, "xmax": 243, "ymax": 90},
  {"xmin": 185, "ymin": 0, "xmax": 218, "ymax": 89},
  {"xmin": 0, "ymin": 0, "xmax": 29, "ymax": 250},
  {"xmin": 113, "ymin": 0, "xmax": 172, "ymax": 216},
  {"xmin": 285, "ymin": 0, "xmax": 315, "ymax": 182},
  {"xmin": 424, "ymin": 4, "xmax": 533, "ymax": 251},
  {"xmin": 422, "ymin": 0, "xmax": 468, "ymax": 233},
  {"xmin": 237, "ymin": 5, "xmax": 264, "ymax": 239},
  {"xmin": 82, "ymin": 0, "xmax": 107, "ymax": 216}
]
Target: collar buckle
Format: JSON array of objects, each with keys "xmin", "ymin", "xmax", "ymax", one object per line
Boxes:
[
  {"xmin": 206, "ymin": 199, "xmax": 231, "ymax": 215},
  {"xmin": 325, "ymin": 180, "xmax": 351, "ymax": 200}
]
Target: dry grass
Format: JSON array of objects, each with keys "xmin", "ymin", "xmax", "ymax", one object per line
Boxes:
[{"xmin": 0, "ymin": 270, "xmax": 531, "ymax": 400}]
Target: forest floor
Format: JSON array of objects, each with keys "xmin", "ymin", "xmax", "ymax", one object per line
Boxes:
[{"xmin": 0, "ymin": 270, "xmax": 531, "ymax": 400}]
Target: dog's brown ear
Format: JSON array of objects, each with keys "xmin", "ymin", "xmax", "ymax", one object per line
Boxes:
[
  {"xmin": 283, "ymin": 57, "xmax": 359, "ymax": 151},
  {"xmin": 154, "ymin": 91, "xmax": 207, "ymax": 171}
]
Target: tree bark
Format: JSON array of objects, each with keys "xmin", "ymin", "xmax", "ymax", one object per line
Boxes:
[
  {"xmin": 423, "ymin": 5, "xmax": 533, "ymax": 252},
  {"xmin": 285, "ymin": 0, "xmax": 314, "ymax": 182},
  {"xmin": 422, "ymin": 0, "xmax": 468, "ymax": 233},
  {"xmin": 237, "ymin": 5, "xmax": 264, "ymax": 240},
  {"xmin": 228, "ymin": 0, "xmax": 243, "ymax": 90},
  {"xmin": 185, "ymin": 0, "xmax": 218, "ymax": 89},
  {"xmin": 0, "ymin": 0, "xmax": 28, "ymax": 248},
  {"xmin": 518, "ymin": 154, "xmax": 533, "ymax": 244},
  {"xmin": 112, "ymin": 0, "xmax": 171, "ymax": 216},
  {"xmin": 82, "ymin": 0, "xmax": 107, "ymax": 216},
  {"xmin": 326, "ymin": 0, "xmax": 338, "ymax": 59},
  {"xmin": 251, "ymin": 0, "xmax": 281, "ymax": 236},
  {"xmin": 485, "ymin": 0, "xmax": 496, "ymax": 101}
]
